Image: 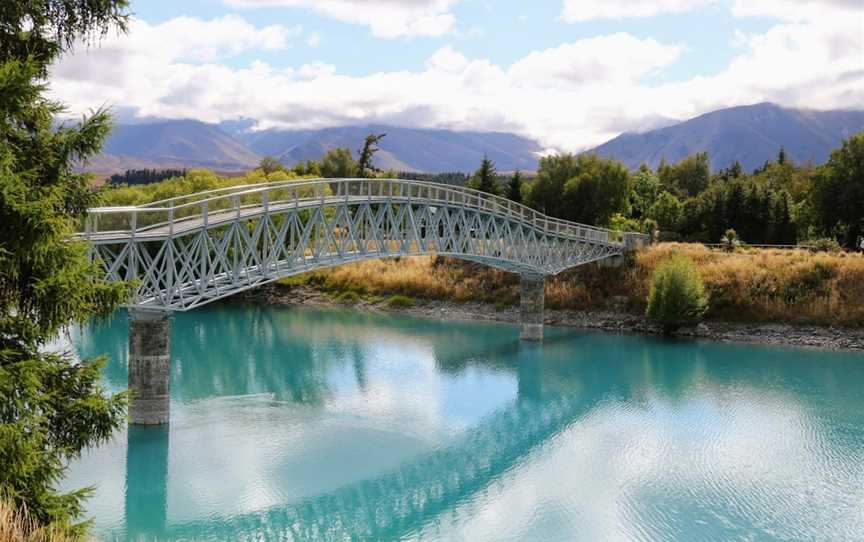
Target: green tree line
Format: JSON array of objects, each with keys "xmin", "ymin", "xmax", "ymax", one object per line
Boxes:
[
  {"xmin": 519, "ymin": 137, "xmax": 863, "ymax": 250},
  {"xmin": 108, "ymin": 129, "xmax": 864, "ymax": 251},
  {"xmin": 108, "ymin": 168, "xmax": 187, "ymax": 186}
]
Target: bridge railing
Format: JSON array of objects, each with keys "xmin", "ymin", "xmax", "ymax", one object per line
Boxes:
[{"xmin": 79, "ymin": 178, "xmax": 626, "ymax": 245}]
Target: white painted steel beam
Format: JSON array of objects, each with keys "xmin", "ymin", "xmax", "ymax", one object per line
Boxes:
[{"xmin": 76, "ymin": 178, "xmax": 648, "ymax": 311}]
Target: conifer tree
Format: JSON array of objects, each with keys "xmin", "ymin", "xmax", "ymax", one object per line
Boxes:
[
  {"xmin": 0, "ymin": 1, "xmax": 132, "ymax": 532},
  {"xmin": 506, "ymin": 171, "xmax": 523, "ymax": 203},
  {"xmin": 357, "ymin": 133, "xmax": 386, "ymax": 178},
  {"xmin": 470, "ymin": 155, "xmax": 499, "ymax": 195}
]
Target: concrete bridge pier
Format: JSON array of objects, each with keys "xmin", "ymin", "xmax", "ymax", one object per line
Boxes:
[
  {"xmin": 519, "ymin": 273, "xmax": 545, "ymax": 341},
  {"xmin": 128, "ymin": 309, "xmax": 172, "ymax": 425}
]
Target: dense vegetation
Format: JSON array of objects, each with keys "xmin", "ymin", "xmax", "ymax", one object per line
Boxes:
[
  {"xmin": 282, "ymin": 245, "xmax": 864, "ymax": 327},
  {"xmin": 99, "ymin": 167, "xmax": 310, "ymax": 206},
  {"xmin": 158, "ymin": 130, "xmax": 864, "ymax": 251},
  {"xmin": 393, "ymin": 171, "xmax": 470, "ymax": 186},
  {"xmin": 0, "ymin": 0, "xmax": 132, "ymax": 536},
  {"xmin": 107, "ymin": 168, "xmax": 187, "ymax": 186}
]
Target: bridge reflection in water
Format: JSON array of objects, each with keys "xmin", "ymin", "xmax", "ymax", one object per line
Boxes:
[{"xmin": 69, "ymin": 305, "xmax": 864, "ymax": 541}]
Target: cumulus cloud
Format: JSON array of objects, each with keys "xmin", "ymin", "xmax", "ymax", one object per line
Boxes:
[
  {"xmin": 562, "ymin": 0, "xmax": 716, "ymax": 22},
  {"xmin": 224, "ymin": 0, "xmax": 459, "ymax": 38},
  {"xmin": 508, "ymin": 34, "xmax": 682, "ymax": 89},
  {"xmin": 731, "ymin": 0, "xmax": 863, "ymax": 21},
  {"xmin": 48, "ymin": 5, "xmax": 863, "ymax": 153}
]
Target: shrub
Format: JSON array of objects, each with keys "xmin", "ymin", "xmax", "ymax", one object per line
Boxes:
[
  {"xmin": 333, "ymin": 291, "xmax": 361, "ymax": 305},
  {"xmin": 384, "ymin": 295, "xmax": 415, "ymax": 309},
  {"xmin": 720, "ymin": 228, "xmax": 741, "ymax": 251},
  {"xmin": 803, "ymin": 238, "xmax": 842, "ymax": 253},
  {"xmin": 646, "ymin": 255, "xmax": 709, "ymax": 334}
]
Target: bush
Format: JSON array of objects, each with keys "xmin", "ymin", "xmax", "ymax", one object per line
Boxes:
[
  {"xmin": 803, "ymin": 238, "xmax": 842, "ymax": 253},
  {"xmin": 720, "ymin": 228, "xmax": 741, "ymax": 251},
  {"xmin": 384, "ymin": 295, "xmax": 415, "ymax": 309},
  {"xmin": 333, "ymin": 291, "xmax": 361, "ymax": 305},
  {"xmin": 646, "ymin": 255, "xmax": 709, "ymax": 334}
]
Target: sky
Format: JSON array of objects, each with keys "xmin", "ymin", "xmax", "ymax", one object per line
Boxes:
[{"xmin": 48, "ymin": 0, "xmax": 864, "ymax": 152}]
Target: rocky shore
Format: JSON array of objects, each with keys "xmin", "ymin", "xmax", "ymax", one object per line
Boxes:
[{"xmin": 251, "ymin": 285, "xmax": 864, "ymax": 352}]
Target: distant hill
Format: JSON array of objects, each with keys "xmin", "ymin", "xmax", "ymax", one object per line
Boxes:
[
  {"xmin": 589, "ymin": 103, "xmax": 864, "ymax": 172},
  {"xmin": 83, "ymin": 103, "xmax": 864, "ymax": 175},
  {"xmin": 84, "ymin": 121, "xmax": 542, "ymax": 174},
  {"xmin": 239, "ymin": 125, "xmax": 542, "ymax": 173},
  {"xmin": 86, "ymin": 120, "xmax": 261, "ymax": 173}
]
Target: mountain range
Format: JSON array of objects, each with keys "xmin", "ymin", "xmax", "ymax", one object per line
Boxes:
[
  {"xmin": 590, "ymin": 103, "xmax": 864, "ymax": 172},
  {"xmin": 83, "ymin": 102, "xmax": 864, "ymax": 175}
]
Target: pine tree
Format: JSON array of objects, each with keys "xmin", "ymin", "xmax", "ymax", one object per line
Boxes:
[
  {"xmin": 770, "ymin": 191, "xmax": 796, "ymax": 245},
  {"xmin": 0, "ymin": 1, "xmax": 132, "ymax": 532},
  {"xmin": 506, "ymin": 171, "xmax": 523, "ymax": 203},
  {"xmin": 357, "ymin": 133, "xmax": 386, "ymax": 178},
  {"xmin": 470, "ymin": 155, "xmax": 499, "ymax": 195}
]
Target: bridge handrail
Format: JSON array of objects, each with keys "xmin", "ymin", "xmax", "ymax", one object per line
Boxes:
[{"xmin": 80, "ymin": 178, "xmax": 641, "ymax": 244}]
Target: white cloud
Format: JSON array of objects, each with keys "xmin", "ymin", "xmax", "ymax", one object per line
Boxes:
[
  {"xmin": 562, "ymin": 0, "xmax": 716, "ymax": 22},
  {"xmin": 225, "ymin": 0, "xmax": 459, "ymax": 38},
  {"xmin": 426, "ymin": 45, "xmax": 469, "ymax": 72},
  {"xmin": 508, "ymin": 33, "xmax": 682, "ymax": 89},
  {"xmin": 306, "ymin": 32, "xmax": 321, "ymax": 47},
  {"xmin": 298, "ymin": 61, "xmax": 336, "ymax": 79},
  {"xmin": 731, "ymin": 0, "xmax": 863, "ymax": 21},
  {"xmin": 48, "ymin": 5, "xmax": 863, "ymax": 154}
]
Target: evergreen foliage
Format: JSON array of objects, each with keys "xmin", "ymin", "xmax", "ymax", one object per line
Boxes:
[
  {"xmin": 0, "ymin": 0, "xmax": 132, "ymax": 533},
  {"xmin": 810, "ymin": 132, "xmax": 864, "ymax": 249},
  {"xmin": 357, "ymin": 133, "xmax": 386, "ymax": 178},
  {"xmin": 646, "ymin": 255, "xmax": 709, "ymax": 334},
  {"xmin": 107, "ymin": 168, "xmax": 186, "ymax": 186},
  {"xmin": 394, "ymin": 171, "xmax": 470, "ymax": 186},
  {"xmin": 506, "ymin": 171, "xmax": 523, "ymax": 203},
  {"xmin": 468, "ymin": 155, "xmax": 499, "ymax": 195}
]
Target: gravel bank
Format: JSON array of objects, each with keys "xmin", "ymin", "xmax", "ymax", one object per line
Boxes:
[{"xmin": 250, "ymin": 285, "xmax": 864, "ymax": 352}]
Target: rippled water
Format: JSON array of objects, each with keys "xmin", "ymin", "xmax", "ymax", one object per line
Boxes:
[{"xmin": 63, "ymin": 304, "xmax": 864, "ymax": 541}]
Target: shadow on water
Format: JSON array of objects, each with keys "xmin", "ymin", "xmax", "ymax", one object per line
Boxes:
[
  {"xmin": 124, "ymin": 426, "xmax": 169, "ymax": 537},
  {"xmin": 71, "ymin": 301, "xmax": 864, "ymax": 541}
]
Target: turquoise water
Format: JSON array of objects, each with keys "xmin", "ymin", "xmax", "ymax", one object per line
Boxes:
[{"xmin": 65, "ymin": 304, "xmax": 864, "ymax": 541}]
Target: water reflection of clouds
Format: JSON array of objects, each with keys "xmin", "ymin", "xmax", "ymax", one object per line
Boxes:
[
  {"xmin": 410, "ymin": 388, "xmax": 864, "ymax": 542},
  {"xmin": 64, "ymin": 306, "xmax": 864, "ymax": 540}
]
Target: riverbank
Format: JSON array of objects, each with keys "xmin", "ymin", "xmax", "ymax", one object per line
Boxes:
[{"xmin": 251, "ymin": 284, "xmax": 864, "ymax": 352}]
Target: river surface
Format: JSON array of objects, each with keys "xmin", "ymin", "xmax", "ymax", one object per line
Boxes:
[{"xmin": 64, "ymin": 303, "xmax": 864, "ymax": 541}]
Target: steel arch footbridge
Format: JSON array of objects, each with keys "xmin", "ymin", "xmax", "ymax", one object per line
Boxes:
[{"xmin": 79, "ymin": 178, "xmax": 648, "ymax": 312}]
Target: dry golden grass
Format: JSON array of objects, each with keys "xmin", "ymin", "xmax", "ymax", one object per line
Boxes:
[
  {"xmin": 280, "ymin": 243, "xmax": 864, "ymax": 326},
  {"xmin": 0, "ymin": 500, "xmax": 77, "ymax": 542}
]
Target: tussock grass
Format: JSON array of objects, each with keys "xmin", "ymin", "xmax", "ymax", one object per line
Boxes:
[
  {"xmin": 279, "ymin": 244, "xmax": 864, "ymax": 326},
  {"xmin": 384, "ymin": 295, "xmax": 416, "ymax": 309},
  {"xmin": 0, "ymin": 500, "xmax": 78, "ymax": 542}
]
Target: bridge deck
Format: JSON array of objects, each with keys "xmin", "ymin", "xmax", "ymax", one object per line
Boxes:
[
  {"xmin": 78, "ymin": 179, "xmax": 649, "ymax": 310},
  {"xmin": 81, "ymin": 195, "xmax": 619, "ymax": 246}
]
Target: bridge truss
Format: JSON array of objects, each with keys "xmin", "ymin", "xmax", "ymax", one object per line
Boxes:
[{"xmin": 78, "ymin": 178, "xmax": 648, "ymax": 311}]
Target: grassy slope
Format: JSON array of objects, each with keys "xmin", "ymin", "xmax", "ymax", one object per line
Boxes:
[{"xmin": 279, "ymin": 243, "xmax": 864, "ymax": 327}]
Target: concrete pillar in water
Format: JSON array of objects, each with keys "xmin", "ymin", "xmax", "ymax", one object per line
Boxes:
[
  {"xmin": 520, "ymin": 273, "xmax": 545, "ymax": 341},
  {"xmin": 128, "ymin": 310, "xmax": 171, "ymax": 425}
]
